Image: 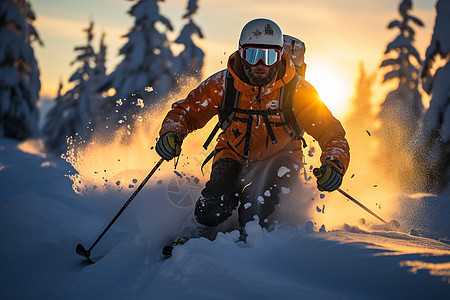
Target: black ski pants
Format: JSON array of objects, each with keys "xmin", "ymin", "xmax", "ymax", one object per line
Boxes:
[{"xmin": 194, "ymin": 153, "xmax": 302, "ymax": 228}]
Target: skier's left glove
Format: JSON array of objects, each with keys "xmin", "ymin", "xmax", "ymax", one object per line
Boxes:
[
  {"xmin": 316, "ymin": 160, "xmax": 343, "ymax": 192},
  {"xmin": 156, "ymin": 131, "xmax": 184, "ymax": 161}
]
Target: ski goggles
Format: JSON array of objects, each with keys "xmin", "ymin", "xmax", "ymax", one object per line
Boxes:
[{"xmin": 241, "ymin": 46, "xmax": 282, "ymax": 67}]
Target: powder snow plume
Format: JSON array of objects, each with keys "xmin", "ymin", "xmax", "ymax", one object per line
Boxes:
[
  {"xmin": 60, "ymin": 79, "xmax": 225, "ymax": 244},
  {"xmin": 63, "ymin": 79, "xmax": 215, "ymax": 196},
  {"xmin": 314, "ymin": 105, "xmax": 407, "ymax": 231}
]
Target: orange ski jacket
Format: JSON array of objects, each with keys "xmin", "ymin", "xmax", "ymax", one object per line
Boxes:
[{"xmin": 160, "ymin": 51, "xmax": 350, "ymax": 174}]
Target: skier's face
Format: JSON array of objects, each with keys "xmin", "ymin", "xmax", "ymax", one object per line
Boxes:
[
  {"xmin": 250, "ymin": 62, "xmax": 271, "ymax": 79},
  {"xmin": 245, "ymin": 62, "xmax": 277, "ymax": 86}
]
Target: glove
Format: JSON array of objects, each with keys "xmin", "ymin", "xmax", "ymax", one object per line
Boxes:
[
  {"xmin": 156, "ymin": 132, "xmax": 183, "ymax": 161},
  {"xmin": 316, "ymin": 162, "xmax": 343, "ymax": 192}
]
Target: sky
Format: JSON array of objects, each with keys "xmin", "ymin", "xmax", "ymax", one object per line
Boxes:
[{"xmin": 32, "ymin": 0, "xmax": 437, "ymax": 118}]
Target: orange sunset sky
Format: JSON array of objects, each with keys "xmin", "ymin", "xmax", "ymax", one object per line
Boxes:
[{"xmin": 33, "ymin": 0, "xmax": 436, "ymax": 118}]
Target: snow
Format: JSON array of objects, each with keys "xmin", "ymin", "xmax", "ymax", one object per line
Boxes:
[
  {"xmin": 281, "ymin": 187, "xmax": 291, "ymax": 194},
  {"xmin": 277, "ymin": 166, "xmax": 290, "ymax": 177},
  {"xmin": 0, "ymin": 136, "xmax": 449, "ymax": 299},
  {"xmin": 257, "ymin": 196, "xmax": 264, "ymax": 204}
]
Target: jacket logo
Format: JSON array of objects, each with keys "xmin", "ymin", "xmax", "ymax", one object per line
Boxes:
[{"xmin": 232, "ymin": 128, "xmax": 242, "ymax": 139}]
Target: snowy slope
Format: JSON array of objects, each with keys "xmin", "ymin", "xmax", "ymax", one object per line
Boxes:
[{"xmin": 0, "ymin": 136, "xmax": 449, "ymax": 300}]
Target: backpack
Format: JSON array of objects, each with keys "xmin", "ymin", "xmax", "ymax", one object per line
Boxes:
[{"xmin": 201, "ymin": 70, "xmax": 307, "ymax": 171}]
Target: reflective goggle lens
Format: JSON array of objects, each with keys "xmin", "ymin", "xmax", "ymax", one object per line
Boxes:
[{"xmin": 243, "ymin": 47, "xmax": 280, "ymax": 66}]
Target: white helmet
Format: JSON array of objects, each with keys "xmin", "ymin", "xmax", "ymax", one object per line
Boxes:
[{"xmin": 239, "ymin": 18, "xmax": 283, "ymax": 49}]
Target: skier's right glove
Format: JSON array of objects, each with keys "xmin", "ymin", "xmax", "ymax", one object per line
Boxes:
[
  {"xmin": 156, "ymin": 131, "xmax": 183, "ymax": 161},
  {"xmin": 315, "ymin": 162, "xmax": 343, "ymax": 192}
]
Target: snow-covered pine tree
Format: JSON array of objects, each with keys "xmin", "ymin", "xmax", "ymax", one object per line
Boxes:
[
  {"xmin": 70, "ymin": 21, "xmax": 98, "ymax": 132},
  {"xmin": 0, "ymin": 0, "xmax": 42, "ymax": 140},
  {"xmin": 90, "ymin": 32, "xmax": 108, "ymax": 127},
  {"xmin": 98, "ymin": 0, "xmax": 174, "ymax": 136},
  {"xmin": 376, "ymin": 0, "xmax": 424, "ymax": 188},
  {"xmin": 413, "ymin": 0, "xmax": 450, "ymax": 193},
  {"xmin": 42, "ymin": 81, "xmax": 74, "ymax": 155},
  {"xmin": 171, "ymin": 0, "xmax": 204, "ymax": 82},
  {"xmin": 43, "ymin": 21, "xmax": 101, "ymax": 155}
]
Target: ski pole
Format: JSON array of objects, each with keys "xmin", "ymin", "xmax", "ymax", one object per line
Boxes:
[
  {"xmin": 76, "ymin": 157, "xmax": 165, "ymax": 262},
  {"xmin": 313, "ymin": 168, "xmax": 398, "ymax": 227},
  {"xmin": 335, "ymin": 188, "xmax": 387, "ymax": 224}
]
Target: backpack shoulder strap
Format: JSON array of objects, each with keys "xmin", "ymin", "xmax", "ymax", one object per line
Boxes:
[
  {"xmin": 280, "ymin": 74, "xmax": 307, "ymax": 147},
  {"xmin": 203, "ymin": 70, "xmax": 239, "ymax": 150},
  {"xmin": 219, "ymin": 70, "xmax": 239, "ymax": 127}
]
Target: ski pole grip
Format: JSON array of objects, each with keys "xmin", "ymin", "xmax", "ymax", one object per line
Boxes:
[{"xmin": 313, "ymin": 167, "xmax": 322, "ymax": 178}]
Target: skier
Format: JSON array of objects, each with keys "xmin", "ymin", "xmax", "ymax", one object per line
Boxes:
[{"xmin": 156, "ymin": 18, "xmax": 350, "ymax": 250}]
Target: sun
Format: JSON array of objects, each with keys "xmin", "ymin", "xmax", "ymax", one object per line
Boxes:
[{"xmin": 304, "ymin": 58, "xmax": 353, "ymax": 118}]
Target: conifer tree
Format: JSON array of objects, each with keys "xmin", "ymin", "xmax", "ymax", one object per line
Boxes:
[
  {"xmin": 43, "ymin": 22, "xmax": 104, "ymax": 155},
  {"xmin": 376, "ymin": 0, "xmax": 424, "ymax": 188},
  {"xmin": 98, "ymin": 0, "xmax": 174, "ymax": 135},
  {"xmin": 414, "ymin": 0, "xmax": 450, "ymax": 192},
  {"xmin": 42, "ymin": 81, "xmax": 72, "ymax": 154},
  {"xmin": 90, "ymin": 32, "xmax": 108, "ymax": 127},
  {"xmin": 172, "ymin": 0, "xmax": 204, "ymax": 82},
  {"xmin": 92, "ymin": 33, "xmax": 107, "ymax": 102},
  {"xmin": 70, "ymin": 21, "xmax": 97, "ymax": 130},
  {"xmin": 0, "ymin": 0, "xmax": 42, "ymax": 140}
]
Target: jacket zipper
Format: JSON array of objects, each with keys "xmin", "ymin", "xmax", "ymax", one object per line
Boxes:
[{"xmin": 256, "ymin": 87, "xmax": 261, "ymax": 127}]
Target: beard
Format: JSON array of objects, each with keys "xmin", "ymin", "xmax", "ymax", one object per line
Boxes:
[{"xmin": 243, "ymin": 64, "xmax": 278, "ymax": 86}]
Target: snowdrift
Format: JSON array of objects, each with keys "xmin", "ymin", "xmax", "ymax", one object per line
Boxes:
[{"xmin": 0, "ymin": 137, "xmax": 449, "ymax": 300}]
